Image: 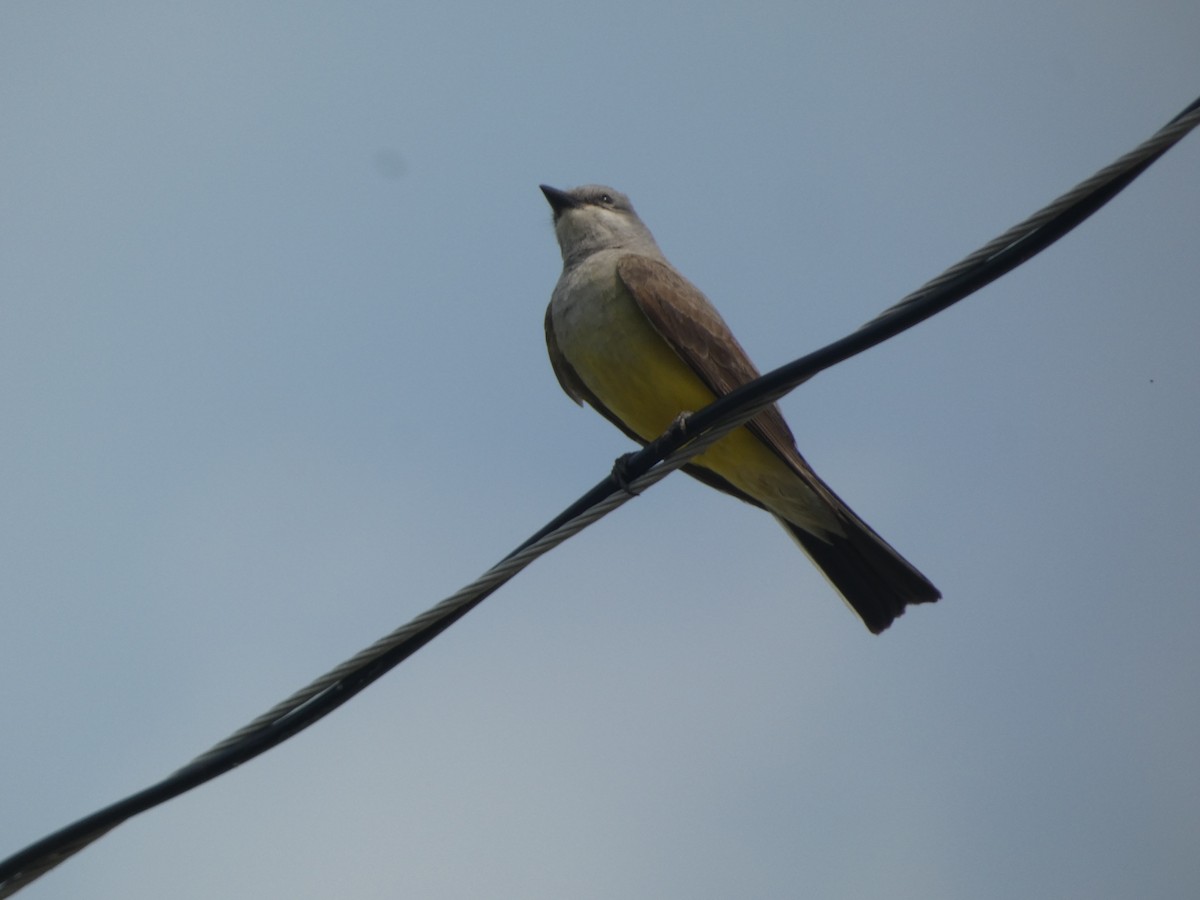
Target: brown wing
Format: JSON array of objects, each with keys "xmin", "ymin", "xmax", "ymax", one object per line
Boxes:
[
  {"xmin": 618, "ymin": 255, "xmax": 942, "ymax": 630},
  {"xmin": 616, "ymin": 254, "xmax": 807, "ymax": 472}
]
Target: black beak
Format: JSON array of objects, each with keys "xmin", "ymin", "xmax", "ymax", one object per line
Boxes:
[{"xmin": 539, "ymin": 184, "xmax": 580, "ymax": 217}]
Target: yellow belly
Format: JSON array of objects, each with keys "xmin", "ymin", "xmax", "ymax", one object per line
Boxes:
[{"xmin": 552, "ymin": 269, "xmax": 819, "ymax": 522}]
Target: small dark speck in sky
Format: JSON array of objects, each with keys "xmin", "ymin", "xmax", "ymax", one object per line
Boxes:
[{"xmin": 373, "ymin": 148, "xmax": 407, "ymax": 180}]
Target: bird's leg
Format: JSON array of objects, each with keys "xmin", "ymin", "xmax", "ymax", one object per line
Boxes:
[
  {"xmin": 666, "ymin": 411, "xmax": 692, "ymax": 439},
  {"xmin": 610, "ymin": 411, "xmax": 695, "ymax": 495},
  {"xmin": 610, "ymin": 452, "xmax": 642, "ymax": 495}
]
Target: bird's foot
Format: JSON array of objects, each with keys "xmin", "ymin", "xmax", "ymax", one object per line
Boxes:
[
  {"xmin": 667, "ymin": 411, "xmax": 692, "ymax": 440},
  {"xmin": 612, "ymin": 413, "xmax": 695, "ymax": 495},
  {"xmin": 611, "ymin": 452, "xmax": 643, "ymax": 496}
]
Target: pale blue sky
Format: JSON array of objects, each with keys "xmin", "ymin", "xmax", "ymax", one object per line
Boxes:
[{"xmin": 3, "ymin": 3, "xmax": 1199, "ymax": 898}]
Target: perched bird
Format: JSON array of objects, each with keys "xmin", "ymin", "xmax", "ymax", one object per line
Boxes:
[{"xmin": 540, "ymin": 184, "xmax": 939, "ymax": 633}]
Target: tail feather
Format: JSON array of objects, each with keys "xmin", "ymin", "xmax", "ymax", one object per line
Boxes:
[
  {"xmin": 681, "ymin": 460, "xmax": 939, "ymax": 633},
  {"xmin": 779, "ymin": 513, "xmax": 940, "ymax": 635}
]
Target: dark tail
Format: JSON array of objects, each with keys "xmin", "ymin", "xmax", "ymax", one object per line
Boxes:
[
  {"xmin": 779, "ymin": 506, "xmax": 940, "ymax": 635},
  {"xmin": 681, "ymin": 460, "xmax": 939, "ymax": 633}
]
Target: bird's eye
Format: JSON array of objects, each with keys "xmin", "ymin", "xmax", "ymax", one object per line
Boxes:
[{"xmin": 599, "ymin": 193, "xmax": 613, "ymax": 205}]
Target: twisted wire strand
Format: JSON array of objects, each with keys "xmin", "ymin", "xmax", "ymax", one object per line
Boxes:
[
  {"xmin": 2, "ymin": 96, "xmax": 1196, "ymax": 898},
  {"xmin": 871, "ymin": 103, "xmax": 1200, "ymax": 327}
]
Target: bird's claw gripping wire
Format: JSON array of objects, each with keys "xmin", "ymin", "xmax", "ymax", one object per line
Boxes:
[
  {"xmin": 611, "ymin": 412, "xmax": 694, "ymax": 496},
  {"xmin": 610, "ymin": 452, "xmax": 642, "ymax": 495}
]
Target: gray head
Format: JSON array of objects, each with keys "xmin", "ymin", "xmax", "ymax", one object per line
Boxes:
[{"xmin": 540, "ymin": 184, "xmax": 662, "ymax": 265}]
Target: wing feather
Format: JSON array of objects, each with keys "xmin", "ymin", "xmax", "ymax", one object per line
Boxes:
[{"xmin": 616, "ymin": 254, "xmax": 806, "ymax": 471}]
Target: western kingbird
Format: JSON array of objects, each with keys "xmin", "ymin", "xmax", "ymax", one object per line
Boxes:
[{"xmin": 540, "ymin": 183, "xmax": 940, "ymax": 633}]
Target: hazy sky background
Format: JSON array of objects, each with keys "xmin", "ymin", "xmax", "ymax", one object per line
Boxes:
[{"xmin": 3, "ymin": 3, "xmax": 1198, "ymax": 898}]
